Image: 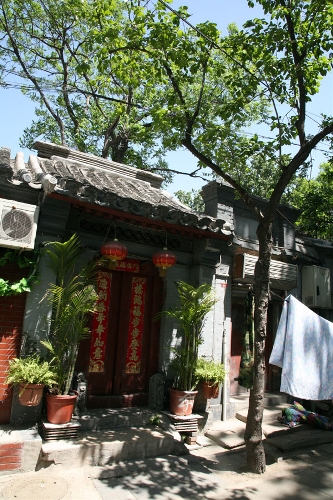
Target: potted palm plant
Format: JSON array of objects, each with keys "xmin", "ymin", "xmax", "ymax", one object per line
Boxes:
[
  {"xmin": 162, "ymin": 281, "xmax": 217, "ymax": 416},
  {"xmin": 41, "ymin": 234, "xmax": 98, "ymax": 424},
  {"xmin": 195, "ymin": 358, "xmax": 226, "ymax": 399},
  {"xmin": 6, "ymin": 355, "xmax": 56, "ymax": 406}
]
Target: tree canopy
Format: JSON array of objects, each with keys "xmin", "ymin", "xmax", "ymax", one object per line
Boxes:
[
  {"xmin": 0, "ymin": 0, "xmax": 172, "ymax": 180},
  {"xmin": 288, "ymin": 162, "xmax": 333, "ymax": 241}
]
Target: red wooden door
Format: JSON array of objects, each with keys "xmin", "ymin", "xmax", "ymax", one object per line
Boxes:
[
  {"xmin": 230, "ymin": 302, "xmax": 247, "ymax": 396},
  {"xmin": 76, "ymin": 260, "xmax": 163, "ymax": 407}
]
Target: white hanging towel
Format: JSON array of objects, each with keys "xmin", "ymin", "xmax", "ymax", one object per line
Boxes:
[{"xmin": 269, "ymin": 294, "xmax": 333, "ymax": 400}]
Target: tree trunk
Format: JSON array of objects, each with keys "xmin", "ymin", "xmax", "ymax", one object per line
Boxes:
[{"xmin": 245, "ymin": 220, "xmax": 272, "ymax": 474}]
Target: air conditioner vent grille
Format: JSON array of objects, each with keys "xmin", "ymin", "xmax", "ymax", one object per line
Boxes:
[
  {"xmin": 0, "ymin": 199, "xmax": 39, "ymax": 250},
  {"xmin": 2, "ymin": 209, "xmax": 33, "ymax": 240}
]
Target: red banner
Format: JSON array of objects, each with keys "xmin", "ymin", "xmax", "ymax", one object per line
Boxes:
[
  {"xmin": 125, "ymin": 277, "xmax": 146, "ymax": 374},
  {"xmin": 116, "ymin": 258, "xmax": 140, "ymax": 273},
  {"xmin": 89, "ymin": 272, "xmax": 112, "ymax": 372}
]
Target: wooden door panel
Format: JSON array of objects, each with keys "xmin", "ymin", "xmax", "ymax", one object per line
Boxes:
[
  {"xmin": 117, "ymin": 273, "xmax": 160, "ymax": 393},
  {"xmin": 85, "ymin": 271, "xmax": 122, "ymax": 396}
]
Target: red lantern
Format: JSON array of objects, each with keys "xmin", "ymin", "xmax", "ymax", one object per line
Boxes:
[
  {"xmin": 101, "ymin": 239, "xmax": 128, "ymax": 269},
  {"xmin": 152, "ymin": 247, "xmax": 177, "ymax": 277}
]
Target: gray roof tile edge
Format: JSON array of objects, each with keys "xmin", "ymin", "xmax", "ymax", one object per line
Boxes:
[
  {"xmin": 0, "ymin": 146, "xmax": 234, "ymax": 237},
  {"xmin": 32, "ymin": 140, "xmax": 164, "ymax": 189}
]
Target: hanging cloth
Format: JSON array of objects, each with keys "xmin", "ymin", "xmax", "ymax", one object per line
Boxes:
[
  {"xmin": 269, "ymin": 294, "xmax": 333, "ymax": 400},
  {"xmin": 237, "ymin": 290, "xmax": 255, "ymax": 389}
]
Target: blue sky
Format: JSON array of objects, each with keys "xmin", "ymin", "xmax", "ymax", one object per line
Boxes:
[{"xmin": 0, "ymin": 0, "xmax": 332, "ymax": 194}]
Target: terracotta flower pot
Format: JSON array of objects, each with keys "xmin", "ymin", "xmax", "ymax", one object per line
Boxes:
[
  {"xmin": 46, "ymin": 394, "xmax": 77, "ymax": 424},
  {"xmin": 202, "ymin": 381, "xmax": 219, "ymax": 399},
  {"xmin": 169, "ymin": 388, "xmax": 198, "ymax": 416},
  {"xmin": 18, "ymin": 383, "xmax": 44, "ymax": 406}
]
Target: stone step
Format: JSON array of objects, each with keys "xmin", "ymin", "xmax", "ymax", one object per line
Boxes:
[
  {"xmin": 206, "ymin": 403, "xmax": 296, "ymax": 450},
  {"xmin": 206, "ymin": 402, "xmax": 333, "ymax": 453},
  {"xmin": 73, "ymin": 407, "xmax": 157, "ymax": 431},
  {"xmin": 39, "ymin": 425, "xmax": 186, "ymax": 469},
  {"xmin": 266, "ymin": 426, "xmax": 333, "ymax": 451},
  {"xmin": 264, "ymin": 392, "xmax": 290, "ymax": 407},
  {"xmin": 0, "ymin": 426, "xmax": 42, "ymax": 475},
  {"xmin": 236, "ymin": 404, "xmax": 291, "ymax": 425},
  {"xmin": 229, "ymin": 392, "xmax": 290, "ymax": 418},
  {"xmin": 205, "ymin": 418, "xmax": 247, "ymax": 449}
]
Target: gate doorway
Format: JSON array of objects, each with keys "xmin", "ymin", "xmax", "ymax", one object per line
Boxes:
[
  {"xmin": 76, "ymin": 260, "xmax": 163, "ymax": 408},
  {"xmin": 230, "ymin": 300, "xmax": 278, "ymax": 396}
]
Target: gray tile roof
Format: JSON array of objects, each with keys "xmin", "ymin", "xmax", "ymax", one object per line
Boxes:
[{"xmin": 0, "ymin": 141, "xmax": 233, "ymax": 237}]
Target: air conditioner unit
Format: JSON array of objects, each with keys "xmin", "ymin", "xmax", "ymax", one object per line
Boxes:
[
  {"xmin": 0, "ymin": 199, "xmax": 39, "ymax": 250},
  {"xmin": 302, "ymin": 266, "xmax": 331, "ymax": 308},
  {"xmin": 233, "ymin": 253, "xmax": 298, "ymax": 290}
]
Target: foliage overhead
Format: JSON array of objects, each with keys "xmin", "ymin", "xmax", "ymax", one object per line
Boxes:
[
  {"xmin": 1, "ymin": 0, "xmax": 332, "ymax": 473},
  {"xmin": 86, "ymin": 0, "xmax": 333, "ymax": 209},
  {"xmin": 174, "ymin": 189, "xmax": 205, "ymax": 212},
  {"xmin": 0, "ymin": 0, "xmax": 172, "ymax": 181},
  {"xmin": 288, "ymin": 162, "xmax": 333, "ymax": 240}
]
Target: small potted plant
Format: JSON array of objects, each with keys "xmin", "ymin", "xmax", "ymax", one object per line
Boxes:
[
  {"xmin": 6, "ymin": 355, "xmax": 56, "ymax": 406},
  {"xmin": 161, "ymin": 281, "xmax": 217, "ymax": 416},
  {"xmin": 195, "ymin": 358, "xmax": 226, "ymax": 399},
  {"xmin": 41, "ymin": 234, "xmax": 98, "ymax": 424}
]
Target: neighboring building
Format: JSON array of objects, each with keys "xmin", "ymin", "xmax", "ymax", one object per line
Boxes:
[
  {"xmin": 1, "ymin": 142, "xmax": 332, "ymax": 425},
  {"xmin": 202, "ymin": 180, "xmax": 333, "ymax": 402}
]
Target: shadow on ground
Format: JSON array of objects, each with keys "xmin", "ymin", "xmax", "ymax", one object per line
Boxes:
[{"xmin": 91, "ymin": 442, "xmax": 333, "ymax": 499}]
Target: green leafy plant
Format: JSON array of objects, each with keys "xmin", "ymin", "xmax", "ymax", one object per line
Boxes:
[
  {"xmin": 195, "ymin": 358, "xmax": 226, "ymax": 387},
  {"xmin": 0, "ymin": 250, "xmax": 39, "ymax": 296},
  {"xmin": 148, "ymin": 414, "xmax": 161, "ymax": 426},
  {"xmin": 6, "ymin": 355, "xmax": 56, "ymax": 389},
  {"xmin": 40, "ymin": 234, "xmax": 98, "ymax": 395},
  {"xmin": 162, "ymin": 281, "xmax": 217, "ymax": 391}
]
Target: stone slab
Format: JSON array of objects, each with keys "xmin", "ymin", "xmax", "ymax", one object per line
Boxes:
[
  {"xmin": 205, "ymin": 419, "xmax": 246, "ymax": 449},
  {"xmin": 262, "ymin": 420, "xmax": 312, "ymax": 437},
  {"xmin": 266, "ymin": 427, "xmax": 333, "ymax": 451},
  {"xmin": 195, "ymin": 435, "xmax": 217, "ymax": 447}
]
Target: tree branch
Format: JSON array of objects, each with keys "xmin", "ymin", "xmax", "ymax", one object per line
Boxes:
[
  {"xmin": 182, "ymin": 133, "xmax": 262, "ymax": 219},
  {"xmin": 280, "ymin": 0, "xmax": 307, "ymax": 145},
  {"xmin": 267, "ymin": 120, "xmax": 333, "ymax": 222},
  {"xmin": 0, "ymin": 3, "xmax": 67, "ymax": 144}
]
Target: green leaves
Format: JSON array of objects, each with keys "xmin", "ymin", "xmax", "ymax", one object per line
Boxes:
[
  {"xmin": 0, "ymin": 249, "xmax": 39, "ymax": 296},
  {"xmin": 174, "ymin": 189, "xmax": 205, "ymax": 212},
  {"xmin": 288, "ymin": 162, "xmax": 333, "ymax": 240},
  {"xmin": 42, "ymin": 234, "xmax": 98, "ymax": 394},
  {"xmin": 161, "ymin": 281, "xmax": 217, "ymax": 391},
  {"xmin": 6, "ymin": 355, "xmax": 56, "ymax": 386},
  {"xmin": 195, "ymin": 358, "xmax": 226, "ymax": 385}
]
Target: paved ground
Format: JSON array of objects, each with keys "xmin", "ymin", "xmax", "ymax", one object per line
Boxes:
[{"xmin": 1, "ymin": 428, "xmax": 333, "ymax": 500}]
